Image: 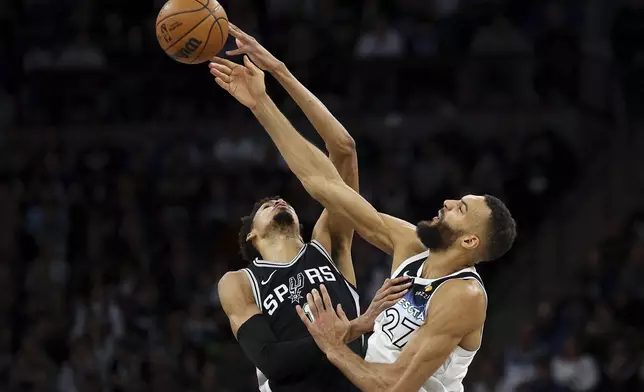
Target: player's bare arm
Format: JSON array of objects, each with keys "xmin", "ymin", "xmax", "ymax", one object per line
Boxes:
[
  {"xmin": 224, "ymin": 23, "xmax": 360, "ymax": 283},
  {"xmin": 209, "ymin": 57, "xmax": 424, "ymax": 269},
  {"xmin": 218, "ymin": 271, "xmax": 411, "ymax": 380},
  {"xmin": 296, "ymin": 283, "xmax": 486, "ymax": 392}
]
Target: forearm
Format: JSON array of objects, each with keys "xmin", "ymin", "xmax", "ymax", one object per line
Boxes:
[
  {"xmin": 272, "ymin": 65, "xmax": 355, "ymax": 155},
  {"xmin": 251, "ymin": 94, "xmax": 343, "ymax": 186},
  {"xmin": 347, "ymin": 317, "xmax": 373, "ymax": 343},
  {"xmin": 237, "ymin": 314, "xmax": 322, "ymax": 380},
  {"xmin": 326, "ymin": 345, "xmax": 397, "ymax": 392}
]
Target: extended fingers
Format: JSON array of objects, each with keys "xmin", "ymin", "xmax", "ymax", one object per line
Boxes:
[
  {"xmin": 296, "ymin": 305, "xmax": 312, "ymax": 328},
  {"xmin": 320, "ymin": 285, "xmax": 334, "ymax": 311},
  {"xmin": 311, "ymin": 288, "xmax": 326, "ymax": 312},
  {"xmin": 209, "ymin": 65, "xmax": 230, "ymax": 83},
  {"xmin": 213, "ymin": 77, "xmax": 229, "ymax": 91},
  {"xmin": 306, "ymin": 293, "xmax": 319, "ymax": 320},
  {"xmin": 211, "ymin": 56, "xmax": 236, "ymax": 69},
  {"xmin": 228, "ymin": 23, "xmax": 249, "ymax": 40}
]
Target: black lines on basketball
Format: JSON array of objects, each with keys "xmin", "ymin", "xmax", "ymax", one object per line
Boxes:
[
  {"xmin": 214, "ymin": 17, "xmax": 226, "ymax": 50},
  {"xmin": 164, "ymin": 14, "xmax": 212, "ymax": 52},
  {"xmin": 190, "ymin": 16, "xmax": 217, "ymax": 64},
  {"xmin": 156, "ymin": 1, "xmax": 207, "ymax": 27}
]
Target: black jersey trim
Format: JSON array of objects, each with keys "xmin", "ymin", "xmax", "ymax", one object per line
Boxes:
[
  {"xmin": 310, "ymin": 240, "xmax": 359, "ymax": 292},
  {"xmin": 310, "ymin": 240, "xmax": 333, "ymax": 264},
  {"xmin": 253, "ymin": 244, "xmax": 307, "ymax": 268},
  {"xmin": 242, "ymin": 268, "xmax": 262, "ymax": 311},
  {"xmin": 391, "ymin": 250, "xmax": 430, "ymax": 278}
]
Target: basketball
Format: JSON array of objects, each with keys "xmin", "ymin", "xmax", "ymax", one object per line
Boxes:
[{"xmin": 156, "ymin": 0, "xmax": 229, "ymax": 64}]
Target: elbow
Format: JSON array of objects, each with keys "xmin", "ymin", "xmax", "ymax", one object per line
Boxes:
[
  {"xmin": 257, "ymin": 362, "xmax": 288, "ymax": 381},
  {"xmin": 300, "ymin": 176, "xmax": 336, "ymax": 205},
  {"xmin": 327, "ymin": 135, "xmax": 356, "ymax": 158}
]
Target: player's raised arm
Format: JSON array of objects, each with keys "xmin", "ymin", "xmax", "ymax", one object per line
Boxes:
[
  {"xmin": 297, "ymin": 283, "xmax": 487, "ymax": 392},
  {"xmin": 210, "ymin": 56, "xmax": 420, "ymax": 257},
  {"xmin": 225, "ymin": 23, "xmax": 359, "ymax": 283}
]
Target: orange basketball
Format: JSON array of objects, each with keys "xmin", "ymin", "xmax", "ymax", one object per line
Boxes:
[{"xmin": 155, "ymin": 0, "xmax": 229, "ymax": 64}]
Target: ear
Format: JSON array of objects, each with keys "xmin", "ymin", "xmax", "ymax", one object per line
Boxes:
[
  {"xmin": 246, "ymin": 229, "xmax": 257, "ymax": 243},
  {"xmin": 460, "ymin": 235, "xmax": 480, "ymax": 251}
]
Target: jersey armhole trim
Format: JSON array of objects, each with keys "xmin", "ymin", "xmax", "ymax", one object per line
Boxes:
[
  {"xmin": 241, "ymin": 268, "xmax": 262, "ymax": 311},
  {"xmin": 310, "ymin": 240, "xmax": 358, "ymax": 292},
  {"xmin": 423, "ymin": 275, "xmax": 487, "ymax": 352},
  {"xmin": 390, "ymin": 250, "xmax": 430, "ymax": 278},
  {"xmin": 310, "ymin": 240, "xmax": 333, "ymax": 264}
]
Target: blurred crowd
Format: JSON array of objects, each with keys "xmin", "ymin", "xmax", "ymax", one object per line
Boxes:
[
  {"xmin": 0, "ymin": 0, "xmax": 642, "ymax": 391},
  {"xmin": 0, "ymin": 0, "xmax": 641, "ymax": 126},
  {"xmin": 0, "ymin": 119, "xmax": 578, "ymax": 392},
  {"xmin": 469, "ymin": 213, "xmax": 644, "ymax": 392}
]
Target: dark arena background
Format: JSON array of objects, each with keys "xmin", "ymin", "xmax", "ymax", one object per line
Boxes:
[{"xmin": 2, "ymin": 0, "xmax": 644, "ymax": 391}]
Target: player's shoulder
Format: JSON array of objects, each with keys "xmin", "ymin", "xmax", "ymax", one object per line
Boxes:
[
  {"xmin": 218, "ymin": 270, "xmax": 252, "ymax": 297},
  {"xmin": 432, "ymin": 279, "xmax": 487, "ymax": 317}
]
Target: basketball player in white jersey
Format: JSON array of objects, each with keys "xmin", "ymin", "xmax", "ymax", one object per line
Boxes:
[{"xmin": 209, "ymin": 52, "xmax": 517, "ymax": 392}]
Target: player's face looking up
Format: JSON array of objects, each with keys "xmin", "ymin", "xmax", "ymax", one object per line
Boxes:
[
  {"xmin": 416, "ymin": 195, "xmax": 491, "ymax": 257},
  {"xmin": 249, "ymin": 198, "xmax": 301, "ymax": 239}
]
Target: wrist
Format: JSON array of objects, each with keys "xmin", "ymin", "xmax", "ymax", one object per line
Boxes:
[
  {"xmin": 325, "ymin": 344, "xmax": 349, "ymax": 364},
  {"xmin": 350, "ymin": 317, "xmax": 368, "ymax": 339},
  {"xmin": 270, "ymin": 61, "xmax": 288, "ymax": 78},
  {"xmin": 250, "ymin": 93, "xmax": 272, "ymax": 113}
]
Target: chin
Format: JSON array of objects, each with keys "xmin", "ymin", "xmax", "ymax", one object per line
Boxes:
[{"xmin": 272, "ymin": 210, "xmax": 296, "ymax": 227}]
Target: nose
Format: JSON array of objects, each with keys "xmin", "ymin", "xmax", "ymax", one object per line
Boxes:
[
  {"xmin": 275, "ymin": 199, "xmax": 287, "ymax": 207},
  {"xmin": 443, "ymin": 200, "xmax": 456, "ymax": 210}
]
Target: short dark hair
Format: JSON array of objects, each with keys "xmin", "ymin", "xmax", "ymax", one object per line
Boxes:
[
  {"xmin": 483, "ymin": 195, "xmax": 517, "ymax": 261},
  {"xmin": 239, "ymin": 196, "xmax": 280, "ymax": 261}
]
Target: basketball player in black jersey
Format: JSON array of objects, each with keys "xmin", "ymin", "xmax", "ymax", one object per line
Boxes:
[
  {"xmin": 216, "ymin": 27, "xmax": 412, "ymax": 392},
  {"xmin": 210, "ymin": 46, "xmax": 517, "ymax": 391}
]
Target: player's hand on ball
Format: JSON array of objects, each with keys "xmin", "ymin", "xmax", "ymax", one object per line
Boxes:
[
  {"xmin": 209, "ymin": 56, "xmax": 265, "ymax": 109},
  {"xmin": 359, "ymin": 277, "xmax": 412, "ymax": 331},
  {"xmin": 225, "ymin": 23, "xmax": 283, "ymax": 73},
  {"xmin": 296, "ymin": 285, "xmax": 350, "ymax": 354}
]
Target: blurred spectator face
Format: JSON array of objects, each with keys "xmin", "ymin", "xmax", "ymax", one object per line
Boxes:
[
  {"xmin": 139, "ymin": 281, "xmax": 159, "ymax": 307},
  {"xmin": 248, "ymin": 198, "xmax": 301, "ymax": 242},
  {"xmin": 562, "ymin": 337, "xmax": 580, "ymax": 359},
  {"xmin": 181, "ymin": 347, "xmax": 200, "ymax": 381},
  {"xmin": 105, "ymin": 13, "xmax": 123, "ymax": 36},
  {"xmin": 201, "ymin": 362, "xmax": 218, "ymax": 390},
  {"xmin": 91, "ymin": 284, "xmax": 107, "ymax": 310},
  {"xmin": 545, "ymin": 3, "xmax": 565, "ymax": 28},
  {"xmin": 127, "ymin": 27, "xmax": 144, "ymax": 53},
  {"xmin": 71, "ymin": 337, "xmax": 96, "ymax": 371},
  {"xmin": 534, "ymin": 357, "xmax": 552, "ymax": 381}
]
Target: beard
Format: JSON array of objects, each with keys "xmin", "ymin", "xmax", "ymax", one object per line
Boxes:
[
  {"xmin": 271, "ymin": 210, "xmax": 296, "ymax": 232},
  {"xmin": 416, "ymin": 219, "xmax": 459, "ymax": 251}
]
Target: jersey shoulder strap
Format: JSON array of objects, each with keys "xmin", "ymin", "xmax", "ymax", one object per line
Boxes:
[
  {"xmin": 309, "ymin": 240, "xmax": 359, "ymax": 291},
  {"xmin": 391, "ymin": 250, "xmax": 430, "ymax": 279},
  {"xmin": 240, "ymin": 268, "xmax": 263, "ymax": 311},
  {"xmin": 424, "ymin": 270, "xmax": 487, "ymax": 313}
]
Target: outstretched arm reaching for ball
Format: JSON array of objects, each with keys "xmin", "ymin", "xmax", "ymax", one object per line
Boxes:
[
  {"xmin": 210, "ymin": 56, "xmax": 424, "ymax": 268},
  {"xmin": 221, "ymin": 24, "xmax": 359, "ymax": 285}
]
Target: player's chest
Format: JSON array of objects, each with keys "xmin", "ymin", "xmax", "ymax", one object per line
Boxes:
[
  {"xmin": 376, "ymin": 283, "xmax": 433, "ymax": 349},
  {"xmin": 259, "ymin": 264, "xmax": 341, "ymax": 317}
]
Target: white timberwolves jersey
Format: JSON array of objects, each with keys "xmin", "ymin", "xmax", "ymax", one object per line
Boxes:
[{"xmin": 365, "ymin": 251, "xmax": 487, "ymax": 392}]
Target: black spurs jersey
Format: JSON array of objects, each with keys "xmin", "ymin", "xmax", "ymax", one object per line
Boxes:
[{"xmin": 242, "ymin": 240, "xmax": 362, "ymax": 392}]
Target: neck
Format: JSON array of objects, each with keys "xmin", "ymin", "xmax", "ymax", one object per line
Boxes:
[
  {"xmin": 257, "ymin": 235, "xmax": 305, "ymax": 263},
  {"xmin": 421, "ymin": 248, "xmax": 474, "ymax": 279}
]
